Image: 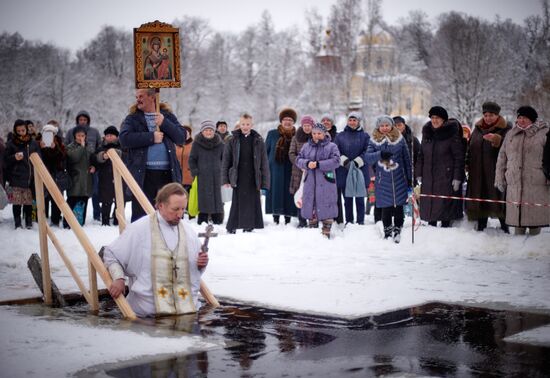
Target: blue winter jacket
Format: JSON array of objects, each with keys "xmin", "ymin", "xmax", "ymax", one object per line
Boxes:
[
  {"xmin": 119, "ymin": 104, "xmax": 185, "ymax": 195},
  {"xmin": 365, "ymin": 127, "xmax": 412, "ymax": 208},
  {"xmin": 334, "ymin": 125, "xmax": 371, "ymax": 191}
]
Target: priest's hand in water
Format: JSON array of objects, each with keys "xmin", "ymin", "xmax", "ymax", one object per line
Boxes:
[
  {"xmin": 109, "ymin": 278, "xmax": 126, "ymax": 299},
  {"xmin": 197, "ymin": 251, "xmax": 209, "ymax": 270}
]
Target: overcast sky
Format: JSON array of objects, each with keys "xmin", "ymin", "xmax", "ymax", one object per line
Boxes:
[{"xmin": 0, "ymin": 0, "xmax": 542, "ymax": 52}]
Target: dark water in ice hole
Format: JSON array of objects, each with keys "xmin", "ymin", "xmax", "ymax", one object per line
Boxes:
[{"xmin": 18, "ymin": 300, "xmax": 550, "ymax": 377}]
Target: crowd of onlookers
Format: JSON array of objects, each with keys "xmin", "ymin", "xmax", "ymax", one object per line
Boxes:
[{"xmin": 1, "ymin": 89, "xmax": 549, "ymax": 241}]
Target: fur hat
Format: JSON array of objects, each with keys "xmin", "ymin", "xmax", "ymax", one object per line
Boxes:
[
  {"xmin": 279, "ymin": 108, "xmax": 297, "ymax": 123},
  {"xmin": 516, "ymin": 106, "xmax": 538, "ymax": 123},
  {"xmin": 348, "ymin": 111, "xmax": 362, "ymax": 120},
  {"xmin": 482, "ymin": 101, "xmax": 501, "ymax": 115},
  {"xmin": 375, "ymin": 115, "xmax": 395, "ymax": 128},
  {"xmin": 103, "ymin": 125, "xmax": 119, "ymax": 137},
  {"xmin": 200, "ymin": 120, "xmax": 216, "ymax": 132},
  {"xmin": 72, "ymin": 125, "xmax": 88, "ymax": 138},
  {"xmin": 312, "ymin": 122, "xmax": 326, "ymax": 132},
  {"xmin": 428, "ymin": 106, "xmax": 449, "ymax": 121},
  {"xmin": 392, "ymin": 116, "xmax": 406, "ymax": 125},
  {"xmin": 300, "ymin": 115, "xmax": 316, "ymax": 127}
]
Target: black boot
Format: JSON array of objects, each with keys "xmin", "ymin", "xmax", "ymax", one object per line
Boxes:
[
  {"xmin": 273, "ymin": 215, "xmax": 280, "ymax": 225},
  {"xmin": 477, "ymin": 218, "xmax": 488, "ymax": 232},
  {"xmin": 393, "ymin": 226, "xmax": 402, "ymax": 243},
  {"xmin": 284, "ymin": 216, "xmax": 291, "ymax": 225},
  {"xmin": 13, "ymin": 205, "xmax": 22, "ymax": 229},
  {"xmin": 297, "ymin": 217, "xmax": 307, "ymax": 228},
  {"xmin": 499, "ymin": 218, "xmax": 509, "ymax": 234},
  {"xmin": 24, "ymin": 205, "xmax": 33, "ymax": 229},
  {"xmin": 384, "ymin": 226, "xmax": 393, "ymax": 239}
]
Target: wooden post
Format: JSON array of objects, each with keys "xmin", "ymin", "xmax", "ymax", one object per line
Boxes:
[
  {"xmin": 33, "ymin": 170, "xmax": 52, "ymax": 305},
  {"xmin": 113, "ymin": 165, "xmax": 127, "ymax": 233},
  {"xmin": 88, "ymin": 259, "xmax": 99, "ymax": 312},
  {"xmin": 106, "ymin": 149, "xmax": 220, "ymax": 308},
  {"xmin": 27, "ymin": 254, "xmax": 66, "ymax": 307},
  {"xmin": 29, "ymin": 153, "xmax": 136, "ymax": 320},
  {"xmin": 155, "ymin": 88, "xmax": 160, "ymax": 131},
  {"xmin": 46, "ymin": 225, "xmax": 93, "ymax": 305}
]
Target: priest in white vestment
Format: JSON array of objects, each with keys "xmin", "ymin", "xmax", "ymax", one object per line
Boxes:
[{"xmin": 103, "ymin": 183, "xmax": 209, "ymax": 317}]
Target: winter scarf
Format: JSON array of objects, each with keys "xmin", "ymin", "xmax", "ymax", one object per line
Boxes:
[
  {"xmin": 194, "ymin": 132, "xmax": 223, "ymax": 150},
  {"xmin": 275, "ymin": 124, "xmax": 296, "ymax": 163},
  {"xmin": 371, "ymin": 126, "xmax": 402, "ymax": 144},
  {"xmin": 295, "ymin": 126, "xmax": 311, "ymax": 144},
  {"xmin": 422, "ymin": 120, "xmax": 459, "ymax": 142},
  {"xmin": 12, "ymin": 133, "xmax": 31, "ymax": 146}
]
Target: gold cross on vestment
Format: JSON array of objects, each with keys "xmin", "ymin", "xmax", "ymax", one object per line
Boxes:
[
  {"xmin": 158, "ymin": 287, "xmax": 168, "ymax": 298},
  {"xmin": 178, "ymin": 288, "xmax": 189, "ymax": 300}
]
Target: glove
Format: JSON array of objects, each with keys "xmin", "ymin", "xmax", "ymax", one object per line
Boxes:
[
  {"xmin": 495, "ymin": 182, "xmax": 506, "ymax": 193},
  {"xmin": 452, "ymin": 179, "xmax": 461, "ymax": 192},
  {"xmin": 416, "ymin": 176, "xmax": 422, "ymax": 185},
  {"xmin": 380, "ymin": 151, "xmax": 393, "ymax": 160},
  {"xmin": 353, "ymin": 157, "xmax": 365, "ymax": 168},
  {"xmin": 343, "ymin": 159, "xmax": 350, "ymax": 168}
]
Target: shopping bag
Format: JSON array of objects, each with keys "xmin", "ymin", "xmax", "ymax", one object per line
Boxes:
[
  {"xmin": 188, "ymin": 177, "xmax": 199, "ymax": 217},
  {"xmin": 0, "ymin": 185, "xmax": 8, "ymax": 210},
  {"xmin": 294, "ymin": 173, "xmax": 305, "ymax": 209},
  {"xmin": 221, "ymin": 185, "xmax": 233, "ymax": 203}
]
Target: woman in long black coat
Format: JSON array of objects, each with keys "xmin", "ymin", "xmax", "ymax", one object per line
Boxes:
[
  {"xmin": 189, "ymin": 121, "xmax": 225, "ymax": 225},
  {"xmin": 415, "ymin": 107, "xmax": 465, "ymax": 227}
]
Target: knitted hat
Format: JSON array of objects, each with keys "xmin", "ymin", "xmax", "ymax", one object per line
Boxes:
[
  {"xmin": 516, "ymin": 106, "xmax": 538, "ymax": 123},
  {"xmin": 428, "ymin": 106, "xmax": 449, "ymax": 121},
  {"xmin": 392, "ymin": 116, "xmax": 406, "ymax": 125},
  {"xmin": 103, "ymin": 125, "xmax": 119, "ymax": 137},
  {"xmin": 482, "ymin": 101, "xmax": 501, "ymax": 115},
  {"xmin": 42, "ymin": 124, "xmax": 59, "ymax": 135},
  {"xmin": 312, "ymin": 122, "xmax": 326, "ymax": 132},
  {"xmin": 200, "ymin": 120, "xmax": 216, "ymax": 132},
  {"xmin": 348, "ymin": 111, "xmax": 362, "ymax": 120},
  {"xmin": 375, "ymin": 115, "xmax": 395, "ymax": 128},
  {"xmin": 72, "ymin": 125, "xmax": 88, "ymax": 138},
  {"xmin": 279, "ymin": 108, "xmax": 297, "ymax": 123},
  {"xmin": 300, "ymin": 115, "xmax": 316, "ymax": 127},
  {"xmin": 320, "ymin": 113, "xmax": 334, "ymax": 123}
]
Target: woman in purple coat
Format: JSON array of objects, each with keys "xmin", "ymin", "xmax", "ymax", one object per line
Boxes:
[{"xmin": 296, "ymin": 123, "xmax": 340, "ymax": 238}]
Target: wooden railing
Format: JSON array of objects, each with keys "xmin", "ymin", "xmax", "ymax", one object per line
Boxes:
[{"xmin": 30, "ymin": 153, "xmax": 136, "ymax": 319}]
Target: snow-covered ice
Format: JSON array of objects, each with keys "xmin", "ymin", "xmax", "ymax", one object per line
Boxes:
[{"xmin": 1, "ymin": 202, "xmax": 549, "ymax": 376}]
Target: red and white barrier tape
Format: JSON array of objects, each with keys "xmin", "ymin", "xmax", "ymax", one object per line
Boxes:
[
  {"xmin": 417, "ymin": 193, "xmax": 550, "ymax": 208},
  {"xmin": 408, "ymin": 192, "xmax": 550, "ymax": 232}
]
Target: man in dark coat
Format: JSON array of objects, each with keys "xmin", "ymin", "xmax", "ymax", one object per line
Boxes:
[
  {"xmin": 222, "ymin": 113, "xmax": 269, "ymax": 233},
  {"xmin": 119, "ymin": 88, "xmax": 185, "ymax": 222},
  {"xmin": 416, "ymin": 106, "xmax": 465, "ymax": 227},
  {"xmin": 95, "ymin": 126, "xmax": 123, "ymax": 226},
  {"xmin": 465, "ymin": 101, "xmax": 511, "ymax": 233}
]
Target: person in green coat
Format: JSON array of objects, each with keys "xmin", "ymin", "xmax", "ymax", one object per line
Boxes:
[{"xmin": 64, "ymin": 126, "xmax": 95, "ymax": 227}]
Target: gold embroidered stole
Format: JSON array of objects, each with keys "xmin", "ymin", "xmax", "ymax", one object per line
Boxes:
[{"xmin": 150, "ymin": 213, "xmax": 197, "ymax": 315}]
